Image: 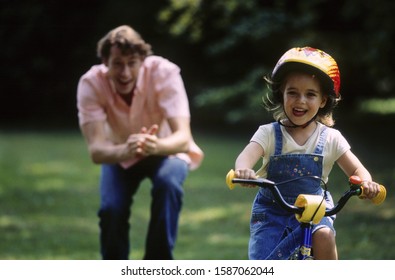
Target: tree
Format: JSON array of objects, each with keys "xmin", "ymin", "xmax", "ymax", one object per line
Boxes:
[
  {"xmin": 0, "ymin": 0, "xmax": 169, "ymax": 127},
  {"xmin": 159, "ymin": 0, "xmax": 395, "ymax": 125}
]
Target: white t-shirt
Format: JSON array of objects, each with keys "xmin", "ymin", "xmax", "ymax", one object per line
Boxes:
[{"xmin": 251, "ymin": 122, "xmax": 351, "ymax": 183}]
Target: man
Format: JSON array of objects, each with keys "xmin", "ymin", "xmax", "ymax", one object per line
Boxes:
[{"xmin": 77, "ymin": 25, "xmax": 203, "ymax": 259}]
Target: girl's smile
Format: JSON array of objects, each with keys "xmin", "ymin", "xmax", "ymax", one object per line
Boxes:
[{"xmin": 292, "ymin": 108, "xmax": 307, "ymax": 117}]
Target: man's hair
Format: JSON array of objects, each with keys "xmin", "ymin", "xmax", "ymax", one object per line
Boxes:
[{"xmin": 97, "ymin": 25, "xmax": 153, "ymax": 60}]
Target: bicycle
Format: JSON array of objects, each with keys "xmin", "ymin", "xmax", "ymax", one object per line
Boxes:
[{"xmin": 225, "ymin": 169, "xmax": 386, "ymax": 260}]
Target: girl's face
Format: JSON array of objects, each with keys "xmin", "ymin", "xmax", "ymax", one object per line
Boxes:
[{"xmin": 282, "ymin": 72, "xmax": 327, "ymax": 126}]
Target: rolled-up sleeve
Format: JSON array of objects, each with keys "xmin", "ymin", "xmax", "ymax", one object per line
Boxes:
[
  {"xmin": 152, "ymin": 59, "xmax": 191, "ymax": 119},
  {"xmin": 77, "ymin": 73, "xmax": 107, "ymax": 126}
]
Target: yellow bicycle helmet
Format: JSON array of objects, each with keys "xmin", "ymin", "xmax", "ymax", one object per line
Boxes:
[{"xmin": 271, "ymin": 47, "xmax": 340, "ymax": 98}]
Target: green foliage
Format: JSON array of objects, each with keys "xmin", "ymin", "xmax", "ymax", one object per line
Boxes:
[
  {"xmin": 194, "ymin": 67, "xmax": 272, "ymax": 124},
  {"xmin": 359, "ymin": 98, "xmax": 395, "ymax": 114},
  {"xmin": 159, "ymin": 0, "xmax": 203, "ymax": 41},
  {"xmin": 159, "ymin": 0, "xmax": 395, "ymax": 125},
  {"xmin": 2, "ymin": 1, "xmax": 395, "ymax": 128}
]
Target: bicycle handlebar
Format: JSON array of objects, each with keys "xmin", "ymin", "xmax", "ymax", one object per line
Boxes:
[{"xmin": 226, "ymin": 169, "xmax": 386, "ymax": 219}]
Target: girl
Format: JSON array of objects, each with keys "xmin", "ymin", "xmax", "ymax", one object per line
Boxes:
[{"xmin": 234, "ymin": 47, "xmax": 381, "ymax": 260}]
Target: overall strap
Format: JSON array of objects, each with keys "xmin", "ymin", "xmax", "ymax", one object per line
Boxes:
[
  {"xmin": 273, "ymin": 122, "xmax": 283, "ymax": 155},
  {"xmin": 313, "ymin": 126, "xmax": 328, "ymax": 155},
  {"xmin": 273, "ymin": 122, "xmax": 328, "ymax": 155}
]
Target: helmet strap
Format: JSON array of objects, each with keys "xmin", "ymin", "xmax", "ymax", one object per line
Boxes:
[{"xmin": 278, "ymin": 112, "xmax": 318, "ymax": 129}]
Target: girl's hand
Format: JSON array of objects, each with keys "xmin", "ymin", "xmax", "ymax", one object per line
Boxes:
[
  {"xmin": 235, "ymin": 168, "xmax": 257, "ymax": 188},
  {"xmin": 361, "ymin": 181, "xmax": 381, "ymax": 200},
  {"xmin": 235, "ymin": 168, "xmax": 257, "ymax": 179}
]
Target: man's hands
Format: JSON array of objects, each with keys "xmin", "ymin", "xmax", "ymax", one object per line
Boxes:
[{"xmin": 126, "ymin": 124, "xmax": 159, "ymax": 158}]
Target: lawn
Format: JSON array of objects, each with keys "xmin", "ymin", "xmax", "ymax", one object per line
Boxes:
[{"xmin": 0, "ymin": 116, "xmax": 394, "ymax": 259}]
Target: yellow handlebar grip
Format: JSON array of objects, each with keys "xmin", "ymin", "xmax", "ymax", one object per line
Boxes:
[
  {"xmin": 226, "ymin": 169, "xmax": 236, "ymax": 190},
  {"xmin": 371, "ymin": 185, "xmax": 386, "ymax": 205},
  {"xmin": 294, "ymin": 194, "xmax": 326, "ymax": 224}
]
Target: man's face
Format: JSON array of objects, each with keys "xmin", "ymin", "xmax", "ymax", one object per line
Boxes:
[{"xmin": 104, "ymin": 45, "xmax": 143, "ymax": 95}]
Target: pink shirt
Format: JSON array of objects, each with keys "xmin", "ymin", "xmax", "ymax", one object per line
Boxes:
[{"xmin": 77, "ymin": 55, "xmax": 203, "ymax": 170}]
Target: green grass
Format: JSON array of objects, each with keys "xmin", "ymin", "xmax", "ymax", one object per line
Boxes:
[{"xmin": 0, "ymin": 119, "xmax": 394, "ymax": 260}]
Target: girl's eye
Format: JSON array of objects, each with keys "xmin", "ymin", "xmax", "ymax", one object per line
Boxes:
[{"xmin": 307, "ymin": 91, "xmax": 319, "ymax": 97}]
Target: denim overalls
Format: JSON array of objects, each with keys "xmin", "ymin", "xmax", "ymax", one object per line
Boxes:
[{"xmin": 248, "ymin": 122, "xmax": 335, "ymax": 260}]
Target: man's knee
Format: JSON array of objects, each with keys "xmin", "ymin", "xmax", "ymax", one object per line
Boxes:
[{"xmin": 153, "ymin": 159, "xmax": 188, "ymax": 192}]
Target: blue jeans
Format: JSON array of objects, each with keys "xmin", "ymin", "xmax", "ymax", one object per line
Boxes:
[{"xmin": 98, "ymin": 156, "xmax": 188, "ymax": 260}]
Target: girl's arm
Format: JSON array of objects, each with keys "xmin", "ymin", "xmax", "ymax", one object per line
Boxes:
[
  {"xmin": 336, "ymin": 150, "xmax": 380, "ymax": 199},
  {"xmin": 235, "ymin": 142, "xmax": 264, "ymax": 179}
]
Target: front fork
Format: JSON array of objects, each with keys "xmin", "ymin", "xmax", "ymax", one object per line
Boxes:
[{"xmin": 298, "ymin": 222, "xmax": 314, "ymax": 260}]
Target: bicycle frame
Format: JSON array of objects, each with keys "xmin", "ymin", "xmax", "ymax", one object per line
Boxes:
[
  {"xmin": 287, "ymin": 222, "xmax": 314, "ymax": 260},
  {"xmin": 226, "ymin": 169, "xmax": 386, "ymax": 260}
]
